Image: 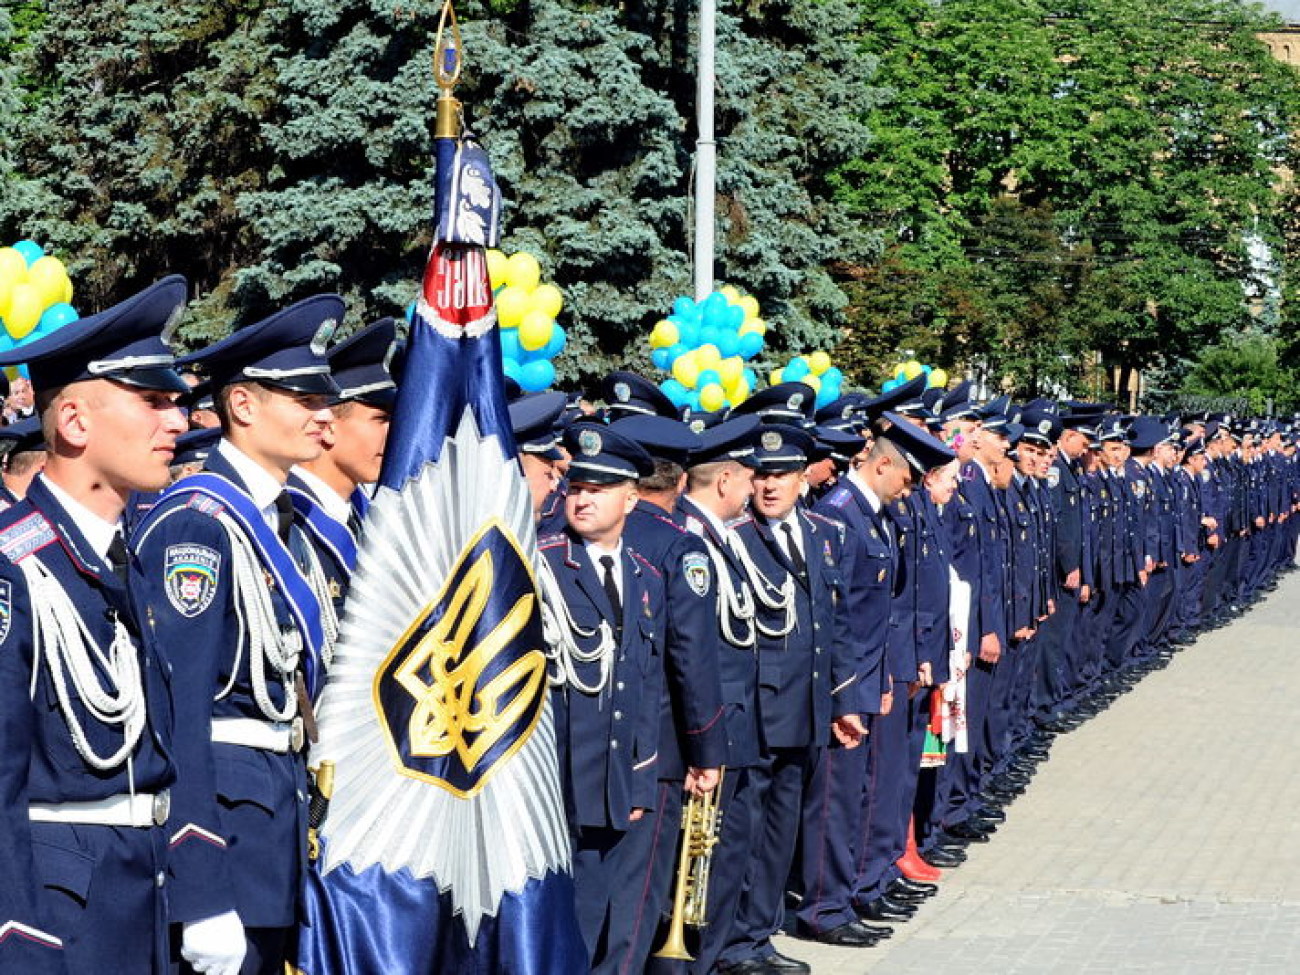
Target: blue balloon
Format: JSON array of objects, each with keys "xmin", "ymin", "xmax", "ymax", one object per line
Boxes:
[
  {"xmin": 702, "ymin": 291, "xmax": 729, "ymax": 315},
  {"xmin": 716, "ymin": 331, "xmax": 740, "ymax": 358},
  {"xmin": 922, "ymin": 364, "xmax": 932, "ymax": 375},
  {"xmin": 666, "ymin": 342, "xmax": 689, "ymax": 363},
  {"xmin": 895, "ymin": 368, "xmax": 907, "ymax": 382},
  {"xmin": 502, "ymin": 357, "xmax": 523, "ymax": 382},
  {"xmin": 697, "ymin": 369, "xmax": 721, "ymax": 389},
  {"xmin": 541, "ymin": 324, "xmax": 567, "ymax": 359},
  {"xmin": 725, "ymin": 305, "xmax": 745, "ymax": 331},
  {"xmin": 882, "ymin": 378, "xmax": 899, "ymax": 392},
  {"xmin": 785, "ymin": 359, "xmax": 810, "ymax": 381},
  {"xmin": 0, "ymin": 332, "xmax": 15, "ymax": 355},
  {"xmin": 815, "ymin": 386, "xmax": 836, "ymax": 409},
  {"xmin": 661, "ymin": 379, "xmax": 689, "ymax": 406},
  {"xmin": 13, "ymin": 240, "xmax": 43, "ymax": 266},
  {"xmin": 651, "ymin": 348, "xmax": 672, "ymax": 371},
  {"xmin": 701, "ymin": 304, "xmax": 729, "ymax": 330},
  {"xmin": 499, "ymin": 329, "xmax": 522, "ymax": 363},
  {"xmin": 823, "ymin": 366, "xmax": 843, "ymax": 386},
  {"xmin": 672, "ymin": 296, "xmax": 698, "ymax": 320},
  {"xmin": 518, "ymin": 359, "xmax": 555, "ymax": 393},
  {"xmin": 698, "ymin": 327, "xmax": 720, "ymax": 350},
  {"xmin": 743, "ymin": 368, "xmax": 758, "ymax": 389},
  {"xmin": 678, "ymin": 322, "xmax": 700, "ymax": 348},
  {"xmin": 686, "ymin": 389, "xmax": 702, "ymax": 412},
  {"xmin": 35, "ymin": 302, "xmax": 79, "ymax": 336},
  {"xmin": 738, "ymin": 332, "xmax": 764, "ymax": 360}
]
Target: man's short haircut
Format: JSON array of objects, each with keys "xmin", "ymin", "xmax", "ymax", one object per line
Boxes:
[
  {"xmin": 686, "ymin": 458, "xmax": 740, "ymax": 494},
  {"xmin": 639, "ymin": 458, "xmax": 684, "ymax": 494}
]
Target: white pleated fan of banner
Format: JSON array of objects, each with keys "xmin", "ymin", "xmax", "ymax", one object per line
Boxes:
[{"xmin": 312, "ymin": 407, "xmax": 570, "ymax": 944}]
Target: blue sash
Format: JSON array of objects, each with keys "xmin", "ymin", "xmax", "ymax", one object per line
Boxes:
[
  {"xmin": 141, "ymin": 472, "xmax": 327, "ymax": 696},
  {"xmin": 286, "ymin": 487, "xmax": 359, "ymax": 576},
  {"xmin": 350, "ymin": 486, "xmax": 372, "ymax": 521}
]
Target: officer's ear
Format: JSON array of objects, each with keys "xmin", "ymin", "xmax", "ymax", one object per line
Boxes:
[{"xmin": 623, "ymin": 484, "xmax": 639, "ymax": 515}]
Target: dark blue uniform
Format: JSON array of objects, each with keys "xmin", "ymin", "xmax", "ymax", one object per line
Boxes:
[
  {"xmin": 0, "ymin": 478, "xmax": 176, "ymax": 975},
  {"xmin": 537, "ymin": 529, "xmax": 664, "ymax": 972},
  {"xmin": 721, "ymin": 506, "xmax": 854, "ymax": 967},
  {"xmin": 132, "ymin": 449, "xmax": 313, "ymax": 968}
]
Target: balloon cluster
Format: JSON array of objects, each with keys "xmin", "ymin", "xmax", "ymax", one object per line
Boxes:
[
  {"xmin": 488, "ymin": 249, "xmax": 566, "ymax": 393},
  {"xmin": 881, "ymin": 359, "xmax": 949, "ymax": 393},
  {"xmin": 0, "ymin": 240, "xmax": 79, "ymax": 369},
  {"xmin": 769, "ymin": 351, "xmax": 844, "ymax": 408},
  {"xmin": 648, "ymin": 287, "xmax": 766, "ymax": 412}
]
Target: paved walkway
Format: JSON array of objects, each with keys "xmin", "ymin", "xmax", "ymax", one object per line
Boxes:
[{"xmin": 775, "ymin": 567, "xmax": 1300, "ymax": 973}]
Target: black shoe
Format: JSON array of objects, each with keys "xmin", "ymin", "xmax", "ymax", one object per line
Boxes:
[
  {"xmin": 765, "ymin": 950, "xmax": 812, "ymax": 973},
  {"xmin": 891, "ymin": 877, "xmax": 939, "ymax": 897},
  {"xmin": 795, "ymin": 920, "xmax": 885, "ymax": 947},
  {"xmin": 973, "ymin": 805, "xmax": 1006, "ymax": 822},
  {"xmin": 717, "ymin": 959, "xmax": 780, "ymax": 975},
  {"xmin": 921, "ymin": 847, "xmax": 965, "ymax": 868},
  {"xmin": 945, "ymin": 820, "xmax": 994, "ymax": 841},
  {"xmin": 856, "ymin": 897, "xmax": 915, "ymax": 923}
]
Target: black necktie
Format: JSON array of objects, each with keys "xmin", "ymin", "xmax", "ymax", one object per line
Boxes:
[
  {"xmin": 347, "ymin": 506, "xmax": 363, "ymax": 538},
  {"xmin": 599, "ymin": 555, "xmax": 623, "ymax": 640},
  {"xmin": 782, "ymin": 522, "xmax": 807, "ymax": 577},
  {"xmin": 106, "ymin": 531, "xmax": 129, "ymax": 583},
  {"xmin": 274, "ymin": 491, "xmax": 295, "ymax": 545}
]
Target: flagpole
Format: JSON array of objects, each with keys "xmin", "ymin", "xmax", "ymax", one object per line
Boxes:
[{"xmin": 693, "ymin": 0, "xmax": 716, "ymax": 302}]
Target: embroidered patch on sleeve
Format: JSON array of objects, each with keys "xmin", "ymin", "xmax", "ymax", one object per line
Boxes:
[
  {"xmin": 682, "ymin": 551, "xmax": 711, "ymax": 597},
  {"xmin": 164, "ymin": 544, "xmax": 221, "ymax": 617}
]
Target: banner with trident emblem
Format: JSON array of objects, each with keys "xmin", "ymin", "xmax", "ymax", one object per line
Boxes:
[{"xmin": 293, "ymin": 3, "xmax": 587, "ymax": 971}]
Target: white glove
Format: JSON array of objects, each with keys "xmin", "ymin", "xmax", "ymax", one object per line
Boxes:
[{"xmin": 181, "ymin": 911, "xmax": 246, "ymax": 975}]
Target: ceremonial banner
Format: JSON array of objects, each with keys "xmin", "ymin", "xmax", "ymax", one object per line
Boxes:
[{"xmin": 294, "ymin": 8, "xmax": 586, "ymax": 971}]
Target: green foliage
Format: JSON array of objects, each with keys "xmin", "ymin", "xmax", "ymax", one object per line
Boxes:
[
  {"xmin": 1182, "ymin": 331, "xmax": 1297, "ymax": 414},
  {"xmin": 836, "ymin": 0, "xmax": 1300, "ymax": 399},
  {"xmin": 0, "ymin": 0, "xmax": 884, "ymax": 387}
]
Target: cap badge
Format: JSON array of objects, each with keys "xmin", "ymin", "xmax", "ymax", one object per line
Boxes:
[
  {"xmin": 578, "ymin": 428, "xmax": 603, "ymax": 457},
  {"xmin": 1039, "ymin": 420, "xmax": 1052, "ymax": 434},
  {"xmin": 311, "ymin": 319, "xmax": 338, "ymax": 356},
  {"xmin": 614, "ymin": 382, "xmax": 631, "ymax": 403},
  {"xmin": 761, "ymin": 430, "xmax": 783, "ymax": 451},
  {"xmin": 788, "ymin": 393, "xmax": 804, "ymax": 410}
]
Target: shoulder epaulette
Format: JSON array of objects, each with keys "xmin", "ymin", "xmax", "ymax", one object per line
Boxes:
[
  {"xmin": 825, "ymin": 487, "xmax": 851, "ymax": 508},
  {"xmin": 537, "ymin": 533, "xmax": 567, "ymax": 551},
  {"xmin": 0, "ymin": 511, "xmax": 57, "ymax": 563},
  {"xmin": 185, "ymin": 494, "xmax": 226, "ymax": 518}
]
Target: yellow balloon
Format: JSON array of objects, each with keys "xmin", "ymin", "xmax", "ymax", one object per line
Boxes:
[
  {"xmin": 738, "ymin": 295, "xmax": 760, "ymax": 323},
  {"xmin": 486, "ymin": 249, "xmax": 509, "ymax": 291},
  {"xmin": 808, "ymin": 350, "xmax": 832, "ymax": 376},
  {"xmin": 719, "ymin": 285, "xmax": 741, "ymax": 303},
  {"xmin": 504, "ymin": 251, "xmax": 542, "ymax": 293},
  {"xmin": 696, "ymin": 343, "xmax": 721, "ymax": 368},
  {"xmin": 717, "ymin": 356, "xmax": 744, "ymax": 388},
  {"xmin": 769, "ymin": 369, "xmax": 785, "ymax": 386},
  {"xmin": 673, "ymin": 353, "xmax": 702, "ymax": 389},
  {"xmin": 530, "ymin": 283, "xmax": 564, "ymax": 320},
  {"xmin": 0, "ymin": 277, "xmax": 14, "ymax": 324},
  {"xmin": 61, "ymin": 275, "xmax": 73, "ymax": 304},
  {"xmin": 495, "ymin": 286, "xmax": 530, "ymax": 329},
  {"xmin": 802, "ymin": 374, "xmax": 822, "ymax": 394},
  {"xmin": 5, "ymin": 283, "xmax": 43, "ymax": 339},
  {"xmin": 699, "ymin": 383, "xmax": 727, "ymax": 412},
  {"xmin": 902, "ymin": 359, "xmax": 923, "ymax": 380},
  {"xmin": 649, "ymin": 319, "xmax": 680, "ymax": 350},
  {"xmin": 0, "ymin": 248, "xmax": 26, "ymax": 285},
  {"xmin": 929, "ymin": 368, "xmax": 949, "ymax": 388},
  {"xmin": 27, "ymin": 256, "xmax": 70, "ymax": 309},
  {"xmin": 739, "ymin": 318, "xmax": 767, "ymax": 337},
  {"xmin": 519, "ymin": 309, "xmax": 554, "ymax": 351},
  {"xmin": 725, "ymin": 376, "xmax": 748, "ymax": 404}
]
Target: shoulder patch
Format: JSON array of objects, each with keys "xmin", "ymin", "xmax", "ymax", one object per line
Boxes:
[
  {"xmin": 163, "ymin": 543, "xmax": 221, "ymax": 617},
  {"xmin": 537, "ymin": 533, "xmax": 567, "ymax": 550},
  {"xmin": 184, "ymin": 494, "xmax": 226, "ymax": 518},
  {"xmin": 1047, "ymin": 467, "xmax": 1060, "ymax": 489},
  {"xmin": 682, "ymin": 550, "xmax": 711, "ymax": 597},
  {"xmin": 825, "ymin": 488, "xmax": 850, "ymax": 508},
  {"xmin": 0, "ymin": 513, "xmax": 57, "ymax": 563}
]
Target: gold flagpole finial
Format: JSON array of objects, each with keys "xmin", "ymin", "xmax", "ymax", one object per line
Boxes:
[{"xmin": 433, "ymin": 0, "xmax": 463, "ymax": 139}]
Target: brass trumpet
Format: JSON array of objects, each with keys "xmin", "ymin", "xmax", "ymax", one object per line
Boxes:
[{"xmin": 654, "ymin": 768, "xmax": 726, "ymax": 961}]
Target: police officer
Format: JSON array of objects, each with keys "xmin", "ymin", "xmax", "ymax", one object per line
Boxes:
[
  {"xmin": 535, "ymin": 422, "xmax": 664, "ymax": 972},
  {"xmin": 510, "ymin": 391, "xmax": 569, "ymax": 521},
  {"xmin": 796, "ymin": 413, "xmax": 953, "ymax": 947},
  {"xmin": 600, "ymin": 411, "xmax": 729, "ymax": 973},
  {"xmin": 719, "ymin": 425, "xmax": 857, "ymax": 974},
  {"xmin": 132, "ymin": 295, "xmax": 343, "ymax": 974},
  {"xmin": 288, "ymin": 317, "xmax": 398, "ymax": 630},
  {"xmin": 0, "ymin": 415, "xmax": 46, "ymax": 506},
  {"xmin": 0, "ymin": 277, "xmax": 189, "ymax": 974}
]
